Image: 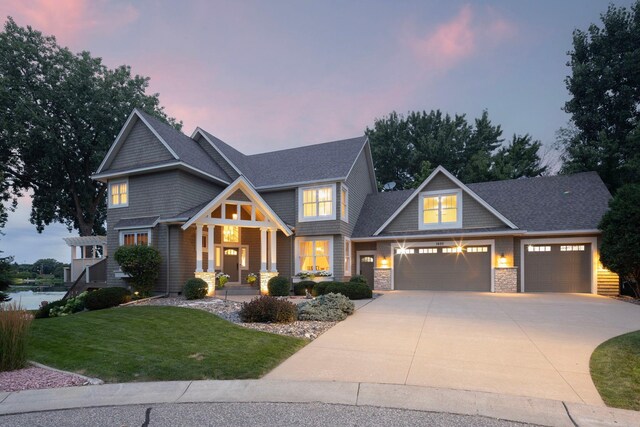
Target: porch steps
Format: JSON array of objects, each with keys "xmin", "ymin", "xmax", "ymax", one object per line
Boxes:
[
  {"xmin": 597, "ymin": 269, "xmax": 619, "ymax": 297},
  {"xmin": 216, "ymin": 285, "xmax": 260, "ymax": 296}
]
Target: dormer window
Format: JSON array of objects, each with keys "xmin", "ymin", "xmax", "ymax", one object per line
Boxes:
[
  {"xmin": 298, "ymin": 184, "xmax": 336, "ymax": 221},
  {"xmin": 419, "ymin": 189, "xmax": 462, "ymax": 229}
]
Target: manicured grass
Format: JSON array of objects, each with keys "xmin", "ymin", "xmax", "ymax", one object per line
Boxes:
[
  {"xmin": 28, "ymin": 306, "xmax": 306, "ymax": 383},
  {"xmin": 590, "ymin": 330, "xmax": 640, "ymax": 410}
]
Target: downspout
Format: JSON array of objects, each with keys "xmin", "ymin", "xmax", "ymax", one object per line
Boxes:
[{"xmin": 166, "ymin": 224, "xmax": 171, "ymax": 296}]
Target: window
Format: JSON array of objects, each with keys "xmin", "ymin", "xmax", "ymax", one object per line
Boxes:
[
  {"xmin": 214, "ymin": 246, "xmax": 221, "ymax": 269},
  {"xmin": 222, "ymin": 226, "xmax": 239, "ymax": 243},
  {"xmin": 240, "ymin": 247, "xmax": 248, "ymax": 269},
  {"xmin": 344, "ymin": 238, "xmax": 351, "ymax": 275},
  {"xmin": 442, "ymin": 246, "xmax": 463, "ymax": 254},
  {"xmin": 528, "ymin": 245, "xmax": 551, "ymax": 252},
  {"xmin": 119, "ymin": 230, "xmax": 150, "ymax": 246},
  {"xmin": 299, "ymin": 185, "xmax": 336, "ymax": 221},
  {"xmin": 419, "ymin": 190, "xmax": 461, "ymax": 229},
  {"xmin": 296, "ymin": 237, "xmax": 332, "ymax": 273},
  {"xmin": 341, "ymin": 186, "xmax": 349, "ymax": 222},
  {"xmin": 560, "ymin": 245, "xmax": 585, "ymax": 252},
  {"xmin": 418, "ymin": 248, "xmax": 437, "ymax": 254},
  {"xmin": 109, "ymin": 179, "xmax": 128, "ymax": 208},
  {"xmin": 467, "ymin": 246, "xmax": 488, "ymax": 253},
  {"xmin": 396, "ymin": 248, "xmax": 415, "ymax": 255}
]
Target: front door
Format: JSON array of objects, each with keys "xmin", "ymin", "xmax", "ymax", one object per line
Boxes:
[
  {"xmin": 359, "ymin": 254, "xmax": 375, "ymax": 290},
  {"xmin": 223, "ymin": 248, "xmax": 240, "ymax": 283}
]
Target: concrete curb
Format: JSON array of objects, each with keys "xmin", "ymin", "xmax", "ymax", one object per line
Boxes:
[
  {"xmin": 0, "ymin": 380, "xmax": 638, "ymax": 426},
  {"xmin": 28, "ymin": 361, "xmax": 104, "ymax": 386}
]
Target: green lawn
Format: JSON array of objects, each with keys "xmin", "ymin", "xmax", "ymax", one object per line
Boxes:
[
  {"xmin": 28, "ymin": 306, "xmax": 306, "ymax": 383},
  {"xmin": 590, "ymin": 330, "xmax": 640, "ymax": 410}
]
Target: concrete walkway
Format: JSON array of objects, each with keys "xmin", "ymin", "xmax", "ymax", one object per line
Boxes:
[
  {"xmin": 1, "ymin": 380, "xmax": 639, "ymax": 426},
  {"xmin": 266, "ymin": 291, "xmax": 640, "ymax": 406}
]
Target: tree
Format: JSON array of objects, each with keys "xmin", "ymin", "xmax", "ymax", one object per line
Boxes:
[
  {"xmin": 31, "ymin": 258, "xmax": 63, "ymax": 276},
  {"xmin": 0, "ymin": 17, "xmax": 180, "ymax": 235},
  {"xmin": 560, "ymin": 1, "xmax": 640, "ymax": 192},
  {"xmin": 113, "ymin": 245, "xmax": 162, "ymax": 297},
  {"xmin": 366, "ymin": 110, "xmax": 546, "ymax": 189},
  {"xmin": 0, "ymin": 254, "xmax": 13, "ymax": 291},
  {"xmin": 599, "ymin": 184, "xmax": 640, "ymax": 297}
]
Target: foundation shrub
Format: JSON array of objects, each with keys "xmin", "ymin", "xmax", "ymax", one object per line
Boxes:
[
  {"xmin": 85, "ymin": 288, "xmax": 131, "ymax": 311},
  {"xmin": 297, "ymin": 293, "xmax": 355, "ymax": 321},
  {"xmin": 239, "ymin": 296, "xmax": 297, "ymax": 323},
  {"xmin": 0, "ymin": 302, "xmax": 33, "ymax": 371},
  {"xmin": 293, "ymin": 280, "xmax": 316, "ymax": 296},
  {"xmin": 315, "ymin": 281, "xmax": 373, "ymax": 300},
  {"xmin": 267, "ymin": 276, "xmax": 290, "ymax": 297},
  {"xmin": 183, "ymin": 278, "xmax": 208, "ymax": 300}
]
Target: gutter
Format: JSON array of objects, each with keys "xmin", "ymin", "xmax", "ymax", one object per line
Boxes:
[{"xmin": 350, "ymin": 228, "xmax": 602, "ymax": 242}]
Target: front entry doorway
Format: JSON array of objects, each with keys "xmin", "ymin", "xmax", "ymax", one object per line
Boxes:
[
  {"xmin": 223, "ymin": 248, "xmax": 240, "ymax": 283},
  {"xmin": 358, "ymin": 253, "xmax": 375, "ymax": 290}
]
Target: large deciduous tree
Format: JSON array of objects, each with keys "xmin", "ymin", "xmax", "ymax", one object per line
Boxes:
[
  {"xmin": 366, "ymin": 110, "xmax": 547, "ymax": 189},
  {"xmin": 560, "ymin": 1, "xmax": 640, "ymax": 192},
  {"xmin": 0, "ymin": 17, "xmax": 180, "ymax": 235}
]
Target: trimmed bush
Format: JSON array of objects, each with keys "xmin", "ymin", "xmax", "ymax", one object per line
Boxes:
[
  {"xmin": 267, "ymin": 276, "xmax": 290, "ymax": 297},
  {"xmin": 239, "ymin": 296, "xmax": 297, "ymax": 323},
  {"xmin": 315, "ymin": 281, "xmax": 373, "ymax": 300},
  {"xmin": 293, "ymin": 280, "xmax": 316, "ymax": 296},
  {"xmin": 183, "ymin": 278, "xmax": 208, "ymax": 300},
  {"xmin": 297, "ymin": 293, "xmax": 355, "ymax": 321},
  {"xmin": 349, "ymin": 275, "xmax": 369, "ymax": 287},
  {"xmin": 85, "ymin": 287, "xmax": 131, "ymax": 311},
  {"xmin": 0, "ymin": 302, "xmax": 32, "ymax": 371},
  {"xmin": 35, "ymin": 299, "xmax": 67, "ymax": 319},
  {"xmin": 312, "ymin": 281, "xmax": 330, "ymax": 297},
  {"xmin": 114, "ymin": 245, "xmax": 162, "ymax": 297}
]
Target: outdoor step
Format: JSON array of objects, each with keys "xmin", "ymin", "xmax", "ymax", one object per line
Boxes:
[{"xmin": 216, "ymin": 286, "xmax": 260, "ymax": 296}]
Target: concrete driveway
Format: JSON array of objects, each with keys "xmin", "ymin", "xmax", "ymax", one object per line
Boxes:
[{"xmin": 265, "ymin": 291, "xmax": 640, "ymax": 405}]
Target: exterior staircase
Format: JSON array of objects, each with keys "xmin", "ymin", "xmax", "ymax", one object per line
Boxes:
[
  {"xmin": 215, "ymin": 284, "xmax": 260, "ymax": 297},
  {"xmin": 597, "ymin": 268, "xmax": 619, "ymax": 296}
]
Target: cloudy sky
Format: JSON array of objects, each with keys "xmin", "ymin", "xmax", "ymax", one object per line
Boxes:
[{"xmin": 0, "ymin": 0, "xmax": 633, "ymax": 263}]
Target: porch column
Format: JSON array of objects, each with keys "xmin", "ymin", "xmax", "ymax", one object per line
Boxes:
[
  {"xmin": 196, "ymin": 224, "xmax": 203, "ymax": 272},
  {"xmin": 207, "ymin": 225, "xmax": 215, "ymax": 272},
  {"xmin": 260, "ymin": 227, "xmax": 268, "ymax": 271},
  {"xmin": 269, "ymin": 228, "xmax": 277, "ymax": 272}
]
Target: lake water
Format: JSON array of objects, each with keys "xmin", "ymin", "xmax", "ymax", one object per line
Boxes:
[{"xmin": 5, "ymin": 291, "xmax": 66, "ymax": 310}]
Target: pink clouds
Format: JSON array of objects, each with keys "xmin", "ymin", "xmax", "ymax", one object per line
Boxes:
[
  {"xmin": 406, "ymin": 4, "xmax": 517, "ymax": 71},
  {"xmin": 0, "ymin": 0, "xmax": 138, "ymax": 47}
]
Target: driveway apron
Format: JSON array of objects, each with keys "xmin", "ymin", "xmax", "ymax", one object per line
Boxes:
[{"xmin": 265, "ymin": 291, "xmax": 640, "ymax": 405}]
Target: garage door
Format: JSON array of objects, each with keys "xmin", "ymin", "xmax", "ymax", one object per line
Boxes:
[
  {"xmin": 524, "ymin": 244, "xmax": 591, "ymax": 293},
  {"xmin": 394, "ymin": 245, "xmax": 491, "ymax": 291}
]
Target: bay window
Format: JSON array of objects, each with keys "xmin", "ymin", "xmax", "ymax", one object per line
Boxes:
[{"xmin": 296, "ymin": 236, "xmax": 333, "ymax": 273}]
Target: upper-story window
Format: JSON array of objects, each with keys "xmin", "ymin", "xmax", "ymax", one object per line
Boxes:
[
  {"xmin": 109, "ymin": 179, "xmax": 128, "ymax": 208},
  {"xmin": 419, "ymin": 189, "xmax": 462, "ymax": 229},
  {"xmin": 341, "ymin": 185, "xmax": 349, "ymax": 222},
  {"xmin": 299, "ymin": 184, "xmax": 336, "ymax": 221}
]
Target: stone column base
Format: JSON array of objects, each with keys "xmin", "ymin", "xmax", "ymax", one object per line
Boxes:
[
  {"xmin": 260, "ymin": 271, "xmax": 278, "ymax": 295},
  {"xmin": 195, "ymin": 271, "xmax": 216, "ymax": 296},
  {"xmin": 494, "ymin": 267, "xmax": 518, "ymax": 293},
  {"xmin": 374, "ymin": 268, "xmax": 392, "ymax": 290}
]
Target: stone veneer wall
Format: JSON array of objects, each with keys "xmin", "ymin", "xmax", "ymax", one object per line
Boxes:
[
  {"xmin": 494, "ymin": 268, "xmax": 518, "ymax": 293},
  {"xmin": 260, "ymin": 271, "xmax": 278, "ymax": 295},
  {"xmin": 194, "ymin": 272, "xmax": 216, "ymax": 296},
  {"xmin": 374, "ymin": 268, "xmax": 391, "ymax": 290}
]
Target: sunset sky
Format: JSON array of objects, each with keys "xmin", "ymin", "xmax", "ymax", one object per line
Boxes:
[{"xmin": 0, "ymin": 0, "xmax": 634, "ymax": 263}]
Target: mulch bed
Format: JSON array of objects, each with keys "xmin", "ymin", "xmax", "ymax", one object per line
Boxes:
[{"xmin": 0, "ymin": 366, "xmax": 89, "ymax": 392}]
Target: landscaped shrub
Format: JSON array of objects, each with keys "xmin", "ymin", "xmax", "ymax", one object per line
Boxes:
[
  {"xmin": 239, "ymin": 296, "xmax": 297, "ymax": 323},
  {"xmin": 315, "ymin": 281, "xmax": 373, "ymax": 300},
  {"xmin": 312, "ymin": 281, "xmax": 330, "ymax": 297},
  {"xmin": 267, "ymin": 276, "xmax": 290, "ymax": 297},
  {"xmin": 183, "ymin": 278, "xmax": 208, "ymax": 300},
  {"xmin": 49, "ymin": 292, "xmax": 90, "ymax": 317},
  {"xmin": 349, "ymin": 275, "xmax": 368, "ymax": 287},
  {"xmin": 114, "ymin": 245, "xmax": 162, "ymax": 297},
  {"xmin": 293, "ymin": 280, "xmax": 316, "ymax": 296},
  {"xmin": 35, "ymin": 299, "xmax": 67, "ymax": 319},
  {"xmin": 0, "ymin": 301, "xmax": 33, "ymax": 371},
  {"xmin": 85, "ymin": 288, "xmax": 131, "ymax": 311},
  {"xmin": 297, "ymin": 293, "xmax": 355, "ymax": 321}
]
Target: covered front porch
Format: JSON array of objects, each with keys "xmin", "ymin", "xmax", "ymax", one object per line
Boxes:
[{"xmin": 181, "ymin": 176, "xmax": 293, "ymax": 296}]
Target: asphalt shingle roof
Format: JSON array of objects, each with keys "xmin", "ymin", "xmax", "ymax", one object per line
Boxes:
[
  {"xmin": 114, "ymin": 216, "xmax": 160, "ymax": 230},
  {"xmin": 138, "ymin": 111, "xmax": 231, "ymax": 183},
  {"xmin": 352, "ymin": 172, "xmax": 611, "ymax": 237}
]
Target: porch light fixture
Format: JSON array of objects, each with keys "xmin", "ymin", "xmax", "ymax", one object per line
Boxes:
[
  {"xmin": 498, "ymin": 253, "xmax": 508, "ymax": 268},
  {"xmin": 380, "ymin": 256, "xmax": 388, "ymax": 268},
  {"xmin": 232, "ymin": 213, "xmax": 238, "ymax": 220}
]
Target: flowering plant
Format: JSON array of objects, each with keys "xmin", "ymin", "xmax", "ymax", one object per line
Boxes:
[
  {"xmin": 315, "ymin": 271, "xmax": 332, "ymax": 277},
  {"xmin": 215, "ymin": 272, "xmax": 230, "ymax": 288},
  {"xmin": 295, "ymin": 271, "xmax": 332, "ymax": 279},
  {"xmin": 246, "ymin": 272, "xmax": 258, "ymax": 285}
]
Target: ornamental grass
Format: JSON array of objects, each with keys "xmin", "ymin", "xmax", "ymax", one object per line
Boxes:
[{"xmin": 0, "ymin": 301, "xmax": 33, "ymax": 371}]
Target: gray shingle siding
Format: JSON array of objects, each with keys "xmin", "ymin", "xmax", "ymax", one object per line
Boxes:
[
  {"xmin": 344, "ymin": 148, "xmax": 376, "ymax": 236},
  {"xmin": 108, "ymin": 120, "xmax": 174, "ymax": 170},
  {"xmin": 193, "ymin": 134, "xmax": 240, "ymax": 181},
  {"xmin": 260, "ymin": 189, "xmax": 296, "ymax": 225},
  {"xmin": 229, "ymin": 189, "xmax": 250, "ymax": 202}
]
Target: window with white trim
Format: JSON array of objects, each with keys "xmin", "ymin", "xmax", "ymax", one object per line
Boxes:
[
  {"xmin": 396, "ymin": 248, "xmax": 415, "ymax": 254},
  {"xmin": 442, "ymin": 247, "xmax": 463, "ymax": 254},
  {"xmin": 119, "ymin": 230, "xmax": 150, "ymax": 246},
  {"xmin": 296, "ymin": 237, "xmax": 332, "ymax": 273},
  {"xmin": 467, "ymin": 246, "xmax": 488, "ymax": 253},
  {"xmin": 419, "ymin": 190, "xmax": 462, "ymax": 229},
  {"xmin": 341, "ymin": 185, "xmax": 349, "ymax": 222},
  {"xmin": 418, "ymin": 248, "xmax": 437, "ymax": 254},
  {"xmin": 560, "ymin": 245, "xmax": 585, "ymax": 252},
  {"xmin": 109, "ymin": 179, "xmax": 128, "ymax": 208},
  {"xmin": 299, "ymin": 185, "xmax": 335, "ymax": 221},
  {"xmin": 528, "ymin": 245, "xmax": 551, "ymax": 252},
  {"xmin": 344, "ymin": 238, "xmax": 351, "ymax": 275}
]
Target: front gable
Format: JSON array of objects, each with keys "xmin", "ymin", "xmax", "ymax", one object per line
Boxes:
[{"xmin": 375, "ymin": 166, "xmax": 517, "ymax": 235}]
